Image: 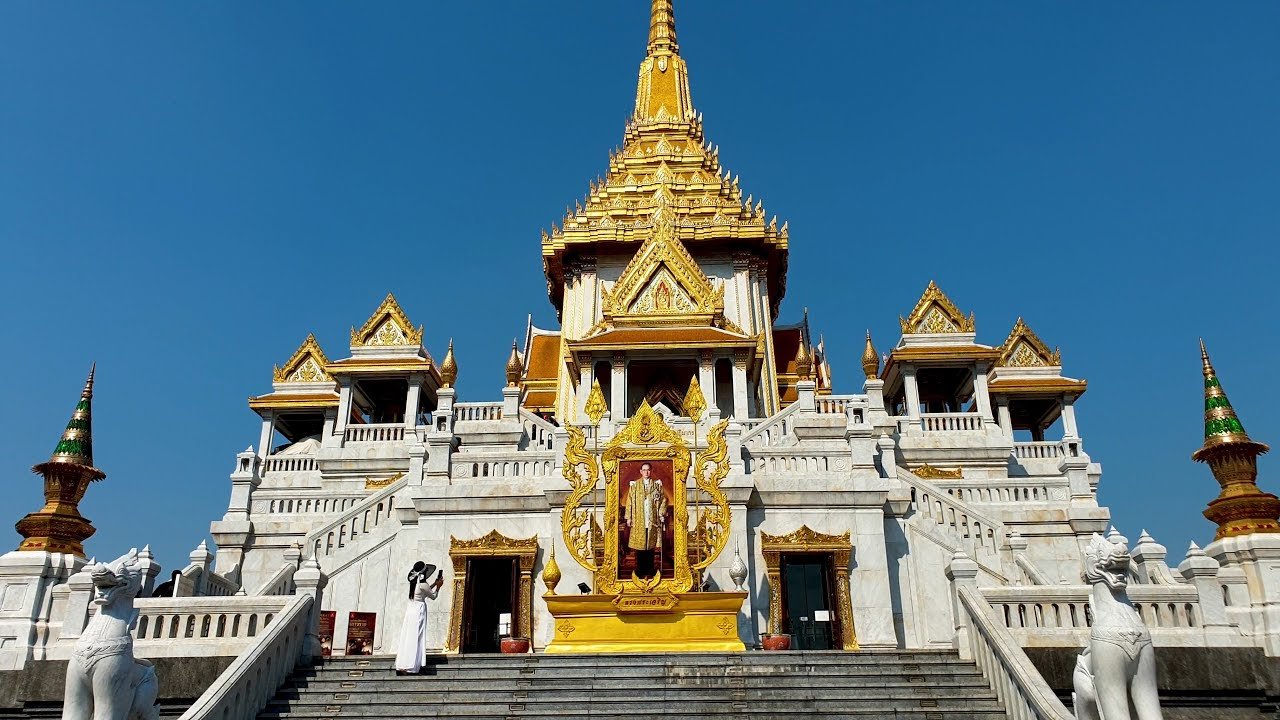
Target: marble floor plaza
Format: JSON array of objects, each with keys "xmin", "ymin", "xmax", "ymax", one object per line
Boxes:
[{"xmin": 2, "ymin": 2, "xmax": 1279, "ymax": 719}]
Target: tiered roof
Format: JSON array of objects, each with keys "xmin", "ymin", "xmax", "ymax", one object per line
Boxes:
[{"xmin": 541, "ymin": 0, "xmax": 789, "ymax": 318}]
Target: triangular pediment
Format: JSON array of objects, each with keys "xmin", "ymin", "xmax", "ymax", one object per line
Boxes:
[
  {"xmin": 273, "ymin": 334, "xmax": 332, "ymax": 383},
  {"xmin": 350, "ymin": 293, "xmax": 423, "ymax": 347},
  {"xmin": 998, "ymin": 318, "xmax": 1061, "ymax": 367},
  {"xmin": 900, "ymin": 281, "xmax": 975, "ymax": 334},
  {"xmin": 600, "ymin": 186, "xmax": 724, "ymax": 325}
]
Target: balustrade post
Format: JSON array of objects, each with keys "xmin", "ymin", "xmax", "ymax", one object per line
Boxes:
[
  {"xmin": 795, "ymin": 379, "xmax": 817, "ymax": 413},
  {"xmin": 946, "ymin": 550, "xmax": 980, "ymax": 660},
  {"xmin": 293, "ymin": 559, "xmax": 327, "ymax": 663},
  {"xmin": 502, "ymin": 385, "xmax": 521, "ymax": 420},
  {"xmin": 136, "ymin": 546, "xmax": 162, "ymax": 598},
  {"xmin": 903, "ymin": 365, "xmax": 921, "ymax": 422},
  {"xmin": 60, "ymin": 566, "xmax": 94, "ymax": 640},
  {"xmin": 1179, "ymin": 542, "xmax": 1231, "ymax": 629}
]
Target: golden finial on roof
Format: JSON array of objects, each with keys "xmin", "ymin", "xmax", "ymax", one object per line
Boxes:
[
  {"xmin": 634, "ymin": 0, "xmax": 694, "ymax": 122},
  {"xmin": 795, "ymin": 340, "xmax": 813, "ymax": 381},
  {"xmin": 440, "ymin": 339, "xmax": 458, "ymax": 388},
  {"xmin": 1192, "ymin": 339, "xmax": 1278, "ymax": 539},
  {"xmin": 861, "ymin": 331, "xmax": 880, "ymax": 380},
  {"xmin": 585, "ymin": 378, "xmax": 608, "ymax": 426},
  {"xmin": 648, "ymin": 0, "xmax": 678, "ymax": 55},
  {"xmin": 18, "ymin": 366, "xmax": 104, "ymax": 555},
  {"xmin": 505, "ymin": 341, "xmax": 524, "ymax": 387}
]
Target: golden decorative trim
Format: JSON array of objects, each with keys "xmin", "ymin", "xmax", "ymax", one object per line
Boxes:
[
  {"xmin": 248, "ymin": 393, "xmax": 340, "ymax": 411},
  {"xmin": 900, "ymin": 281, "xmax": 975, "ymax": 334},
  {"xmin": 760, "ymin": 525, "xmax": 857, "ymax": 650},
  {"xmin": 911, "ymin": 464, "xmax": 963, "ymax": 480},
  {"xmin": 350, "ymin": 293, "xmax": 424, "ymax": 347},
  {"xmin": 364, "ymin": 473, "xmax": 403, "ymax": 491},
  {"xmin": 273, "ymin": 334, "xmax": 333, "ymax": 383},
  {"xmin": 997, "ymin": 318, "xmax": 1061, "ymax": 367},
  {"xmin": 446, "ymin": 531, "xmax": 539, "ymax": 651}
]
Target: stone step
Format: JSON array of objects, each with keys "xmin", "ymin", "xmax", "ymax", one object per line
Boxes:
[
  {"xmin": 270, "ymin": 686, "xmax": 998, "ymax": 703},
  {"xmin": 286, "ymin": 676, "xmax": 991, "ymax": 692},
  {"xmin": 261, "ymin": 711, "xmax": 1011, "ymax": 720},
  {"xmin": 301, "ymin": 664, "xmax": 985, "ymax": 682}
]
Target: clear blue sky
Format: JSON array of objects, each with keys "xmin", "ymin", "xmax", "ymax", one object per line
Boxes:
[{"xmin": 2, "ymin": 2, "xmax": 1277, "ymax": 573}]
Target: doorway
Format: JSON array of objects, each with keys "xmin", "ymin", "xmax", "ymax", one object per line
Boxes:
[
  {"xmin": 461, "ymin": 557, "xmax": 515, "ymax": 653},
  {"xmin": 781, "ymin": 553, "xmax": 836, "ymax": 650}
]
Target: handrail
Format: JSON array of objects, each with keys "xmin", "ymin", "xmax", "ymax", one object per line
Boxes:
[
  {"xmin": 303, "ymin": 475, "xmax": 406, "ymax": 561},
  {"xmin": 740, "ymin": 402, "xmax": 801, "ymax": 448},
  {"xmin": 519, "ymin": 408, "xmax": 558, "ymax": 450},
  {"xmin": 253, "ymin": 563, "xmax": 297, "ymax": 596},
  {"xmin": 957, "ymin": 584, "xmax": 1073, "ymax": 720},
  {"xmin": 898, "ymin": 466, "xmax": 1010, "ymax": 557},
  {"xmin": 177, "ymin": 593, "xmax": 311, "ymax": 720}
]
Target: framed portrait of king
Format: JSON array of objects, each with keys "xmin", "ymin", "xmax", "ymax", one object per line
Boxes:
[{"xmin": 617, "ymin": 459, "xmax": 676, "ymax": 579}]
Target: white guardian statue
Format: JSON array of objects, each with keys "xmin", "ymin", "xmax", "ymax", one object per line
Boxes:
[
  {"xmin": 62, "ymin": 548, "xmax": 160, "ymax": 720},
  {"xmin": 1072, "ymin": 532, "xmax": 1163, "ymax": 720}
]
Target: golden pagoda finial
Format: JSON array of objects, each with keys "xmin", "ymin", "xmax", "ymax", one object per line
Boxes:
[
  {"xmin": 1192, "ymin": 340, "xmax": 1278, "ymax": 539},
  {"xmin": 795, "ymin": 340, "xmax": 813, "ymax": 381},
  {"xmin": 542, "ymin": 543, "xmax": 562, "ymax": 596},
  {"xmin": 505, "ymin": 340, "xmax": 524, "ymax": 387},
  {"xmin": 634, "ymin": 0, "xmax": 694, "ymax": 121},
  {"xmin": 18, "ymin": 366, "xmax": 105, "ymax": 555},
  {"xmin": 861, "ymin": 330, "xmax": 880, "ymax": 380},
  {"xmin": 440, "ymin": 339, "xmax": 458, "ymax": 388},
  {"xmin": 585, "ymin": 378, "xmax": 608, "ymax": 426},
  {"xmin": 683, "ymin": 375, "xmax": 707, "ymax": 422},
  {"xmin": 648, "ymin": 0, "xmax": 678, "ymax": 56}
]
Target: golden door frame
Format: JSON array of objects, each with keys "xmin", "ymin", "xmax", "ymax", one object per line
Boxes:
[
  {"xmin": 760, "ymin": 525, "xmax": 858, "ymax": 650},
  {"xmin": 445, "ymin": 530, "xmax": 539, "ymax": 652}
]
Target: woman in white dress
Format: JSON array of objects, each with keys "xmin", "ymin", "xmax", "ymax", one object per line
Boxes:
[{"xmin": 394, "ymin": 561, "xmax": 443, "ymax": 674}]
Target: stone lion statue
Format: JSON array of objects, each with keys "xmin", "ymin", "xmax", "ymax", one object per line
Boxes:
[
  {"xmin": 1072, "ymin": 532, "xmax": 1163, "ymax": 720},
  {"xmin": 62, "ymin": 548, "xmax": 160, "ymax": 720}
]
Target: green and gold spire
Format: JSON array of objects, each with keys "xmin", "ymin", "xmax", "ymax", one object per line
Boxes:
[
  {"xmin": 1192, "ymin": 340, "xmax": 1279, "ymax": 539},
  {"xmin": 17, "ymin": 366, "xmax": 105, "ymax": 555}
]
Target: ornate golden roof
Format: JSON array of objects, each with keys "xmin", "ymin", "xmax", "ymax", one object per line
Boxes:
[
  {"xmin": 350, "ymin": 293, "xmax": 424, "ymax": 347},
  {"xmin": 997, "ymin": 318, "xmax": 1061, "ymax": 367},
  {"xmin": 900, "ymin": 281, "xmax": 976, "ymax": 334},
  {"xmin": 541, "ymin": 0, "xmax": 788, "ymax": 317},
  {"xmin": 273, "ymin": 334, "xmax": 333, "ymax": 383}
]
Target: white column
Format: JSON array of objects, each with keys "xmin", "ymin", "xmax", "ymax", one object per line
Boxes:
[
  {"xmin": 1061, "ymin": 396, "xmax": 1079, "ymax": 439},
  {"xmin": 733, "ymin": 254, "xmax": 754, "ymax": 334},
  {"xmin": 404, "ymin": 373, "xmax": 422, "ymax": 431},
  {"xmin": 972, "ymin": 362, "xmax": 993, "ymax": 420},
  {"xmin": 335, "ymin": 379, "xmax": 352, "ymax": 438},
  {"xmin": 698, "ymin": 350, "xmax": 716, "ymax": 419},
  {"xmin": 257, "ymin": 412, "xmax": 274, "ymax": 459},
  {"xmin": 576, "ymin": 357, "xmax": 593, "ymax": 424},
  {"xmin": 731, "ymin": 351, "xmax": 749, "ymax": 420},
  {"xmin": 995, "ymin": 397, "xmax": 1013, "ymax": 437},
  {"xmin": 903, "ymin": 365, "xmax": 921, "ymax": 420},
  {"xmin": 611, "ymin": 353, "xmax": 626, "ymax": 420}
]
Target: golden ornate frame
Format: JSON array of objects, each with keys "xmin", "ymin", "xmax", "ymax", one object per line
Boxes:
[
  {"xmin": 445, "ymin": 530, "xmax": 539, "ymax": 652},
  {"xmin": 760, "ymin": 525, "xmax": 858, "ymax": 651}
]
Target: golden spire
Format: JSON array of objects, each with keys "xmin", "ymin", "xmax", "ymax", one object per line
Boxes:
[
  {"xmin": 794, "ymin": 340, "xmax": 813, "ymax": 381},
  {"xmin": 440, "ymin": 339, "xmax": 458, "ymax": 388},
  {"xmin": 861, "ymin": 330, "xmax": 880, "ymax": 380},
  {"xmin": 647, "ymin": 0, "xmax": 678, "ymax": 55},
  {"xmin": 1192, "ymin": 340, "xmax": 1279, "ymax": 539},
  {"xmin": 505, "ymin": 341, "xmax": 524, "ymax": 387},
  {"xmin": 17, "ymin": 366, "xmax": 105, "ymax": 555},
  {"xmin": 634, "ymin": 0, "xmax": 694, "ymax": 122}
]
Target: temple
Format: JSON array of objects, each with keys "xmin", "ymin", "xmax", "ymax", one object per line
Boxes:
[{"xmin": 3, "ymin": 2, "xmax": 1280, "ymax": 717}]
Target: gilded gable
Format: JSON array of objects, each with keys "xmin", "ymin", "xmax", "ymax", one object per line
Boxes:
[
  {"xmin": 273, "ymin": 334, "xmax": 332, "ymax": 383},
  {"xmin": 350, "ymin": 293, "xmax": 424, "ymax": 347},
  {"xmin": 900, "ymin": 281, "xmax": 976, "ymax": 334},
  {"xmin": 998, "ymin": 318, "xmax": 1061, "ymax": 367}
]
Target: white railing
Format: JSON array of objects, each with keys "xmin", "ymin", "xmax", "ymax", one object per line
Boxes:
[
  {"xmin": 741, "ymin": 403, "xmax": 801, "ymax": 449},
  {"xmin": 453, "ymin": 454, "xmax": 557, "ymax": 480},
  {"xmin": 261, "ymin": 455, "xmax": 317, "ymax": 474},
  {"xmin": 454, "ymin": 402, "xmax": 504, "ymax": 422},
  {"xmin": 956, "ymin": 584, "xmax": 1073, "ymax": 720},
  {"xmin": 921, "ymin": 412, "xmax": 984, "ymax": 431},
  {"xmin": 520, "ymin": 409, "xmax": 558, "ymax": 450},
  {"xmin": 983, "ymin": 585, "xmax": 1203, "ymax": 635},
  {"xmin": 256, "ymin": 494, "xmax": 366, "ymax": 516},
  {"xmin": 815, "ymin": 395, "xmax": 852, "ymax": 415},
  {"xmin": 177, "ymin": 594, "xmax": 311, "ymax": 720},
  {"xmin": 305, "ymin": 477, "xmax": 406, "ymax": 562},
  {"xmin": 178, "ymin": 566, "xmax": 240, "ymax": 598},
  {"xmin": 253, "ymin": 563, "xmax": 298, "ymax": 597},
  {"xmin": 343, "ymin": 424, "xmax": 405, "ymax": 443},
  {"xmin": 130, "ymin": 596, "xmax": 291, "ymax": 655},
  {"xmin": 1013, "ymin": 441, "xmax": 1063, "ymax": 460},
  {"xmin": 746, "ymin": 451, "xmax": 845, "ymax": 476},
  {"xmin": 901, "ymin": 467, "xmax": 1009, "ymax": 557},
  {"xmin": 945, "ymin": 484, "xmax": 1058, "ymax": 504}
]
